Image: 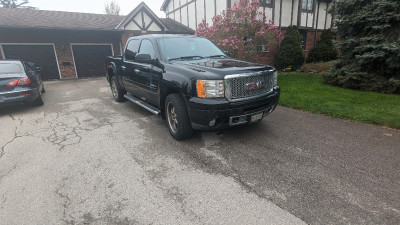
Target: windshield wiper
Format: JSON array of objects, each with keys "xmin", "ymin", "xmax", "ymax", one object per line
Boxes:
[
  {"xmin": 169, "ymin": 56, "xmax": 205, "ymax": 61},
  {"xmin": 207, "ymin": 55, "xmax": 228, "ymax": 59}
]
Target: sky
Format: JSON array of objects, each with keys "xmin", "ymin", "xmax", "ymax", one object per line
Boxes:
[{"xmin": 28, "ymin": 0, "xmax": 166, "ymax": 17}]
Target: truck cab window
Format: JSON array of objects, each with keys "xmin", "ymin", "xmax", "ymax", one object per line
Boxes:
[
  {"xmin": 138, "ymin": 39, "xmax": 155, "ymax": 59},
  {"xmin": 125, "ymin": 39, "xmax": 140, "ymax": 61}
]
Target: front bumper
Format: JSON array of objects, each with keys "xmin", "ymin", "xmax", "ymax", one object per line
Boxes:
[
  {"xmin": 187, "ymin": 87, "xmax": 280, "ymax": 130},
  {"xmin": 0, "ymin": 88, "xmax": 39, "ymax": 105}
]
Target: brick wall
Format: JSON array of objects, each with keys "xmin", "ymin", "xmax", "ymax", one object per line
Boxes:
[
  {"xmin": 0, "ymin": 28, "xmax": 122, "ymax": 79},
  {"xmin": 121, "ymin": 31, "xmax": 136, "ymax": 50},
  {"xmin": 305, "ymin": 30, "xmax": 322, "ymax": 58},
  {"xmin": 250, "ymin": 30, "xmax": 323, "ymax": 67},
  {"xmin": 252, "ymin": 44, "xmax": 280, "ymax": 66}
]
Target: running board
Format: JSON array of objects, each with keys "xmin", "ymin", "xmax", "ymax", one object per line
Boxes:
[{"xmin": 124, "ymin": 93, "xmax": 161, "ymax": 116}]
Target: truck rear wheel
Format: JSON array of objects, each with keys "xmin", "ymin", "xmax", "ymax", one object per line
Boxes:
[
  {"xmin": 165, "ymin": 94, "xmax": 193, "ymax": 140},
  {"xmin": 110, "ymin": 76, "xmax": 126, "ymax": 102}
]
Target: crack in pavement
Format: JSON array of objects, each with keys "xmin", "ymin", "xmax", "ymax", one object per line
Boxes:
[
  {"xmin": 55, "ymin": 187, "xmax": 75, "ymax": 224},
  {"xmin": 0, "ymin": 115, "xmax": 23, "ymax": 160}
]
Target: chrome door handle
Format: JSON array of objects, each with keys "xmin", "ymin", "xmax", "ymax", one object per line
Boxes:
[
  {"xmin": 121, "ymin": 66, "xmax": 126, "ymax": 70},
  {"xmin": 134, "ymin": 69, "xmax": 141, "ymax": 74}
]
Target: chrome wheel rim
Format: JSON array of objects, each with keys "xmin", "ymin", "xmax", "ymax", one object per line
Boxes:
[
  {"xmin": 111, "ymin": 80, "xmax": 118, "ymax": 99},
  {"xmin": 167, "ymin": 102, "xmax": 178, "ymax": 133}
]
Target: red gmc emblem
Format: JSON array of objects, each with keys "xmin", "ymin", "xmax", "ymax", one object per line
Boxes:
[{"xmin": 246, "ymin": 81, "xmax": 265, "ymax": 91}]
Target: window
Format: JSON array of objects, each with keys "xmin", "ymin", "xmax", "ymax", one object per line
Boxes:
[
  {"xmin": 300, "ymin": 30, "xmax": 307, "ymax": 49},
  {"xmin": 138, "ymin": 39, "xmax": 155, "ymax": 59},
  {"xmin": 302, "ymin": 0, "xmax": 314, "ymax": 11},
  {"xmin": 260, "ymin": 0, "xmax": 273, "ymax": 8},
  {"xmin": 125, "ymin": 39, "xmax": 140, "ymax": 61},
  {"xmin": 157, "ymin": 37, "xmax": 225, "ymax": 61},
  {"xmin": 24, "ymin": 63, "xmax": 35, "ymax": 74},
  {"xmin": 0, "ymin": 63, "xmax": 22, "ymax": 75}
]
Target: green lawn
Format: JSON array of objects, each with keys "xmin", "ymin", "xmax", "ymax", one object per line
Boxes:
[{"xmin": 277, "ymin": 73, "xmax": 400, "ymax": 129}]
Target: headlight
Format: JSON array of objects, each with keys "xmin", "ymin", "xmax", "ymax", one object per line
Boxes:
[
  {"xmin": 273, "ymin": 71, "xmax": 278, "ymax": 86},
  {"xmin": 196, "ymin": 80, "xmax": 225, "ymax": 98}
]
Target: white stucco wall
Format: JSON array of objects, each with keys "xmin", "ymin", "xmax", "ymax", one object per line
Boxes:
[
  {"xmin": 281, "ymin": 0, "xmax": 293, "ymax": 27},
  {"xmin": 216, "ymin": 0, "xmax": 227, "ymax": 15},
  {"xmin": 176, "ymin": 8, "xmax": 181, "ymax": 23},
  {"xmin": 164, "ymin": 0, "xmax": 333, "ymax": 30},
  {"xmin": 197, "ymin": 0, "xmax": 205, "ymax": 24},
  {"xmin": 188, "ymin": 2, "xmax": 197, "ymax": 29},
  {"xmin": 148, "ymin": 22, "xmax": 162, "ymax": 32},
  {"xmin": 205, "ymin": 0, "xmax": 215, "ymax": 24},
  {"xmin": 181, "ymin": 4, "xmax": 188, "ymax": 27},
  {"xmin": 125, "ymin": 21, "xmax": 140, "ymax": 31}
]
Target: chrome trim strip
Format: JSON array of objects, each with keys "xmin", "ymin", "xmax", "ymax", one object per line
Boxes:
[
  {"xmin": 224, "ymin": 70, "xmax": 274, "ymax": 80},
  {"xmin": 0, "ymin": 89, "xmax": 35, "ymax": 95},
  {"xmin": 124, "ymin": 93, "xmax": 161, "ymax": 116}
]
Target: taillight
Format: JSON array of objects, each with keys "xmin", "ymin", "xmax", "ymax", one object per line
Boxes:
[
  {"xmin": 17, "ymin": 78, "xmax": 31, "ymax": 86},
  {"xmin": 6, "ymin": 80, "xmax": 18, "ymax": 87},
  {"xmin": 6, "ymin": 78, "xmax": 31, "ymax": 87}
]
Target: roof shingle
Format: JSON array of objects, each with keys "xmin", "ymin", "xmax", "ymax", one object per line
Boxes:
[
  {"xmin": 0, "ymin": 7, "xmax": 194, "ymax": 34},
  {"xmin": 0, "ymin": 7, "xmax": 124, "ymax": 31}
]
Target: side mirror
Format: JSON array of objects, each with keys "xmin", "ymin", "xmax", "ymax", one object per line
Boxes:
[
  {"xmin": 124, "ymin": 50, "xmax": 136, "ymax": 61},
  {"xmin": 35, "ymin": 67, "xmax": 42, "ymax": 72},
  {"xmin": 136, "ymin": 54, "xmax": 155, "ymax": 65},
  {"xmin": 223, "ymin": 51, "xmax": 230, "ymax": 57}
]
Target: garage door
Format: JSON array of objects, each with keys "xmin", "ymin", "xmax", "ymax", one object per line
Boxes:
[
  {"xmin": 71, "ymin": 45, "xmax": 113, "ymax": 78},
  {"xmin": 2, "ymin": 44, "xmax": 60, "ymax": 80}
]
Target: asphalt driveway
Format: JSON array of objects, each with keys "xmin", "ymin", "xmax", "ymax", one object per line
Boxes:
[{"xmin": 0, "ymin": 78, "xmax": 399, "ymax": 224}]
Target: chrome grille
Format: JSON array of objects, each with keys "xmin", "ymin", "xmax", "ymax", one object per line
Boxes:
[{"xmin": 225, "ymin": 70, "xmax": 274, "ymax": 102}]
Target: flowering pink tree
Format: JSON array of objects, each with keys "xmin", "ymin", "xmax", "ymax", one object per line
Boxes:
[{"xmin": 195, "ymin": 0, "xmax": 282, "ymax": 59}]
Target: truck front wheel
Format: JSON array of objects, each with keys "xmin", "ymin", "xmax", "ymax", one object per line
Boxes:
[
  {"xmin": 165, "ymin": 94, "xmax": 193, "ymax": 140},
  {"xmin": 110, "ymin": 76, "xmax": 126, "ymax": 102}
]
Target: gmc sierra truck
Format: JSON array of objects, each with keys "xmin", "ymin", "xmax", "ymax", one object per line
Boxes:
[{"xmin": 105, "ymin": 34, "xmax": 280, "ymax": 140}]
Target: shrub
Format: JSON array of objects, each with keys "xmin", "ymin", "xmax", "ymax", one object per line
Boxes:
[
  {"xmin": 275, "ymin": 26, "xmax": 305, "ymax": 70},
  {"xmin": 302, "ymin": 61, "xmax": 333, "ymax": 73},
  {"xmin": 195, "ymin": 0, "xmax": 281, "ymax": 59},
  {"xmin": 306, "ymin": 29, "xmax": 338, "ymax": 63},
  {"xmin": 324, "ymin": 0, "xmax": 400, "ymax": 94}
]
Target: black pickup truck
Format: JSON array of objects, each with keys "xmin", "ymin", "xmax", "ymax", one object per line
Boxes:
[{"xmin": 105, "ymin": 34, "xmax": 280, "ymax": 140}]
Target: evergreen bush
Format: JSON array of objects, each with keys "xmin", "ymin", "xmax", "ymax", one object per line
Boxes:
[
  {"xmin": 306, "ymin": 29, "xmax": 338, "ymax": 63},
  {"xmin": 275, "ymin": 26, "xmax": 305, "ymax": 70},
  {"xmin": 324, "ymin": 0, "xmax": 400, "ymax": 94}
]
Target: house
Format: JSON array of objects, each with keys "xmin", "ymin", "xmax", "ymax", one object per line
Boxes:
[
  {"xmin": 161, "ymin": 0, "xmax": 335, "ymax": 64},
  {"xmin": 0, "ymin": 2, "xmax": 193, "ymax": 80}
]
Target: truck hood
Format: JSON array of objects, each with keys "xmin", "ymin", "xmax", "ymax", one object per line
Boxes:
[{"xmin": 170, "ymin": 58, "xmax": 274, "ymax": 80}]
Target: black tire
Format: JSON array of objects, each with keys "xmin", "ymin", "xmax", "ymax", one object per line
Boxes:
[
  {"xmin": 110, "ymin": 76, "xmax": 126, "ymax": 102},
  {"xmin": 31, "ymin": 91, "xmax": 44, "ymax": 107},
  {"xmin": 165, "ymin": 93, "xmax": 193, "ymax": 140}
]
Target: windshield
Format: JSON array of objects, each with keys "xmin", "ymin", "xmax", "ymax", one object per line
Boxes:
[
  {"xmin": 0, "ymin": 63, "xmax": 22, "ymax": 76},
  {"xmin": 157, "ymin": 37, "xmax": 226, "ymax": 61}
]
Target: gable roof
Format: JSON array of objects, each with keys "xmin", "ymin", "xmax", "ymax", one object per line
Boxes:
[
  {"xmin": 116, "ymin": 2, "xmax": 167, "ymax": 31},
  {"xmin": 0, "ymin": 7, "xmax": 124, "ymax": 31},
  {"xmin": 0, "ymin": 4, "xmax": 193, "ymax": 34},
  {"xmin": 160, "ymin": 18, "xmax": 194, "ymax": 34}
]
